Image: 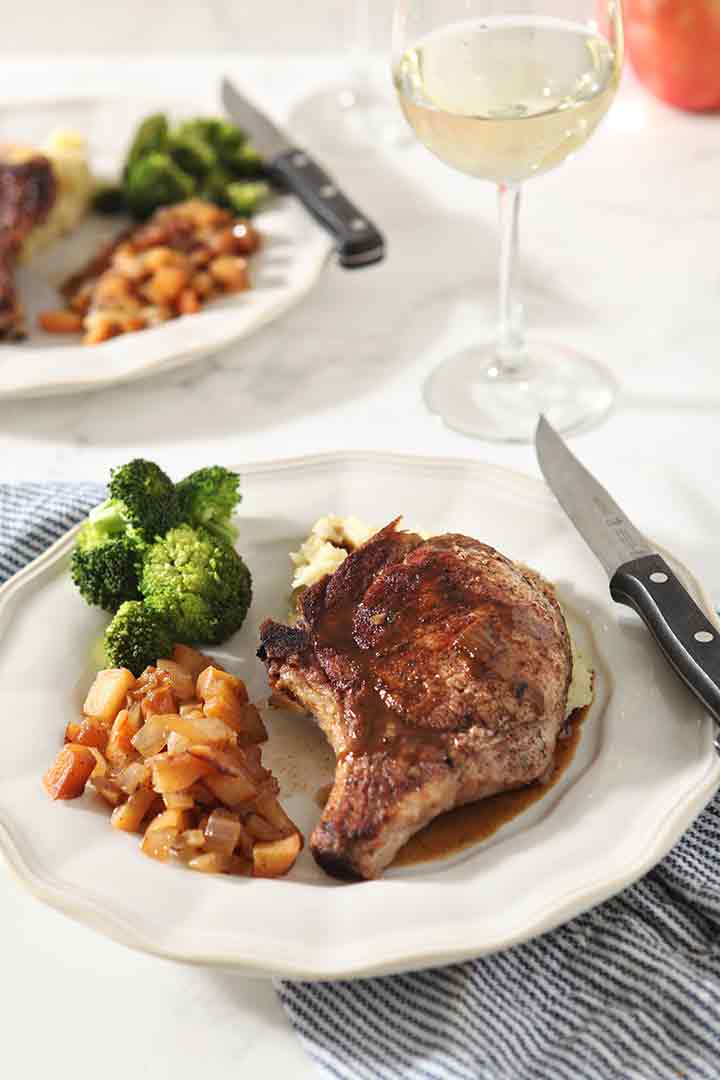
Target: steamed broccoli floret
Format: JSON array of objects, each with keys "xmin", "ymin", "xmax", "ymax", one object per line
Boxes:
[
  {"xmin": 227, "ymin": 142, "xmax": 264, "ymax": 177},
  {"xmin": 168, "ymin": 131, "xmax": 216, "ymax": 178},
  {"xmin": 199, "ymin": 164, "xmax": 235, "ymax": 205},
  {"xmin": 125, "ymin": 152, "xmax": 195, "ymax": 219},
  {"xmin": 225, "ymin": 180, "xmax": 270, "ymax": 217},
  {"xmin": 140, "ymin": 524, "xmax": 251, "ymax": 645},
  {"xmin": 71, "ymin": 518, "xmax": 144, "ymax": 612},
  {"xmin": 92, "ymin": 183, "xmax": 127, "ymax": 215},
  {"xmin": 108, "ymin": 458, "xmax": 180, "ymax": 541},
  {"xmin": 104, "ymin": 600, "xmax": 174, "ymax": 676},
  {"xmin": 176, "ymin": 466, "xmax": 241, "ymax": 545},
  {"xmin": 123, "ymin": 114, "xmax": 169, "ymax": 179}
]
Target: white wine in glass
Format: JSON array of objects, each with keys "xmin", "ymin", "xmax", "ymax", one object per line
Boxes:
[{"xmin": 393, "ymin": 2, "xmax": 623, "ymax": 442}]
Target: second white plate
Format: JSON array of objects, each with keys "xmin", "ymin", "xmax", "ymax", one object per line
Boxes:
[{"xmin": 0, "ymin": 98, "xmax": 333, "ymax": 398}]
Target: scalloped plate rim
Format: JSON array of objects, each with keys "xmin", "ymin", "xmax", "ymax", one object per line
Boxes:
[{"xmin": 1, "ymin": 450, "xmax": 718, "ymax": 980}]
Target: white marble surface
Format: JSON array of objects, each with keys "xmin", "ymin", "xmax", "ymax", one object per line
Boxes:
[{"xmin": 2, "ymin": 51, "xmax": 720, "ymax": 1080}]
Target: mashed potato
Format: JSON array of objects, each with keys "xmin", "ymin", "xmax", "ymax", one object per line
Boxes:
[
  {"xmin": 21, "ymin": 129, "xmax": 93, "ymax": 261},
  {"xmin": 291, "ymin": 515, "xmax": 594, "ymax": 717}
]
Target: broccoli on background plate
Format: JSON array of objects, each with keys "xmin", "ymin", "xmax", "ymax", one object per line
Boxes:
[{"xmin": 94, "ymin": 111, "xmax": 271, "ymax": 221}]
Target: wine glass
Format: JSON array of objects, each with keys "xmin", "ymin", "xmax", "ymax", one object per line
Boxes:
[
  {"xmin": 392, "ymin": 0, "xmax": 624, "ymax": 442},
  {"xmin": 290, "ymin": 1, "xmax": 411, "ymax": 153}
]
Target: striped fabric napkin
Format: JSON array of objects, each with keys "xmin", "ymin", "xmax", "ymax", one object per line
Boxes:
[{"xmin": 2, "ymin": 483, "xmax": 719, "ymax": 1080}]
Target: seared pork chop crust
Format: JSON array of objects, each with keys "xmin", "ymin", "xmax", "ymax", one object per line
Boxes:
[
  {"xmin": 259, "ymin": 523, "xmax": 572, "ymax": 879},
  {"xmin": 0, "ymin": 149, "xmax": 57, "ymax": 340}
]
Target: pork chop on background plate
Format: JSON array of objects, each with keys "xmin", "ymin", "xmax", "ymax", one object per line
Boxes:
[{"xmin": 258, "ymin": 521, "xmax": 572, "ymax": 880}]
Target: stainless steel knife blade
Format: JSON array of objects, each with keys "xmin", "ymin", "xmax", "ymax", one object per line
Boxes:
[
  {"xmin": 221, "ymin": 77, "xmax": 292, "ymax": 160},
  {"xmin": 536, "ymin": 416, "xmax": 720, "ymax": 729},
  {"xmin": 220, "ymin": 76, "xmax": 386, "ymax": 270},
  {"xmin": 535, "ymin": 415, "xmax": 654, "ymax": 577}
]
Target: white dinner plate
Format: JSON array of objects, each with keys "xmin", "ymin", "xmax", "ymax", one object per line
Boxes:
[
  {"xmin": 1, "ymin": 452, "xmax": 719, "ymax": 979},
  {"xmin": 0, "ymin": 98, "xmax": 332, "ymax": 398}
]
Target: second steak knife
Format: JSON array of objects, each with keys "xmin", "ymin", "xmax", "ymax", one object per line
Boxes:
[{"xmin": 221, "ymin": 77, "xmax": 385, "ymax": 269}]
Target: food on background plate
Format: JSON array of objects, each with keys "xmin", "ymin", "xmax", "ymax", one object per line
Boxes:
[
  {"xmin": 70, "ymin": 459, "xmax": 252, "ymax": 675},
  {"xmin": 93, "ymin": 112, "xmax": 270, "ymax": 221},
  {"xmin": 0, "ymin": 131, "xmax": 92, "ymax": 341},
  {"xmin": 43, "ymin": 648, "xmax": 302, "ymax": 878},
  {"xmin": 21, "ymin": 131, "xmax": 93, "ymax": 260},
  {"xmin": 39, "ymin": 198, "xmax": 261, "ymax": 344},
  {"xmin": 260, "ymin": 518, "xmax": 591, "ymax": 880}
]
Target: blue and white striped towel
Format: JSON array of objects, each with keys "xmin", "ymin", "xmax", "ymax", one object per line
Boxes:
[{"xmin": 2, "ymin": 483, "xmax": 719, "ymax": 1080}]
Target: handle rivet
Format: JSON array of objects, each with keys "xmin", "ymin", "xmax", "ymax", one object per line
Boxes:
[
  {"xmin": 694, "ymin": 630, "xmax": 714, "ymax": 643},
  {"xmin": 292, "ymin": 153, "xmax": 308, "ymax": 167},
  {"xmin": 320, "ymin": 184, "xmax": 337, "ymax": 198},
  {"xmin": 350, "ymin": 217, "xmax": 367, "ymax": 231},
  {"xmin": 650, "ymin": 572, "xmax": 668, "ymax": 583}
]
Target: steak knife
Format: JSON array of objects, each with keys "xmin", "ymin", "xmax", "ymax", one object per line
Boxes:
[
  {"xmin": 535, "ymin": 415, "xmax": 720, "ymax": 727},
  {"xmin": 221, "ymin": 77, "xmax": 385, "ymax": 269}
]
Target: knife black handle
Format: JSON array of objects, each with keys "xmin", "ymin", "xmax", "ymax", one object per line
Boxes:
[
  {"xmin": 268, "ymin": 149, "xmax": 385, "ymax": 269},
  {"xmin": 610, "ymin": 553, "xmax": 720, "ymax": 726}
]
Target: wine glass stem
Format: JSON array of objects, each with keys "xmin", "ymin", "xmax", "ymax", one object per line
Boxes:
[{"xmin": 495, "ymin": 182, "xmax": 526, "ymax": 376}]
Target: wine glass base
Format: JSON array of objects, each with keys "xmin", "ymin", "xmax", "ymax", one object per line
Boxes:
[
  {"xmin": 424, "ymin": 341, "xmax": 617, "ymax": 443},
  {"xmin": 288, "ymin": 83, "xmax": 412, "ymax": 153}
]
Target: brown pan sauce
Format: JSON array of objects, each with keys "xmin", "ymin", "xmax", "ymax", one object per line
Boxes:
[
  {"xmin": 312, "ymin": 701, "xmax": 590, "ymax": 869},
  {"xmin": 393, "ymin": 701, "xmax": 590, "ymax": 867}
]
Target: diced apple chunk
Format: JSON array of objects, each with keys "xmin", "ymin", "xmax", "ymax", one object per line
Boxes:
[
  {"xmin": 64, "ymin": 718, "xmax": 108, "ymax": 751},
  {"xmin": 197, "ymin": 666, "xmax": 248, "ymax": 705},
  {"xmin": 156, "ymin": 659, "xmax": 196, "ymax": 702},
  {"xmin": 202, "ymin": 773, "xmax": 255, "ymax": 807},
  {"xmin": 172, "ymin": 644, "xmax": 215, "ymax": 681},
  {"xmin": 188, "ymin": 851, "xmax": 231, "ymax": 874},
  {"xmin": 151, "ymin": 751, "xmax": 214, "ymax": 794},
  {"xmin": 189, "ymin": 744, "xmax": 254, "ymax": 778},
  {"xmin": 181, "ymin": 828, "xmax": 205, "ymax": 849},
  {"xmin": 106, "ymin": 707, "xmax": 142, "ymax": 767},
  {"xmin": 145, "ymin": 808, "xmax": 193, "ymax": 833},
  {"xmin": 91, "ymin": 776, "xmax": 123, "ymax": 807},
  {"xmin": 203, "ymin": 771, "xmax": 257, "ymax": 807},
  {"xmin": 131, "ymin": 713, "xmax": 171, "ymax": 757},
  {"xmin": 253, "ymin": 791, "xmax": 300, "ymax": 838},
  {"xmin": 166, "ymin": 730, "xmax": 191, "ymax": 755},
  {"xmin": 141, "ymin": 827, "xmax": 179, "ymax": 862},
  {"xmin": 43, "ymin": 745, "xmax": 97, "ymax": 800},
  {"xmin": 166, "ymin": 711, "xmax": 236, "ymax": 746},
  {"xmin": 116, "ymin": 760, "xmax": 150, "ymax": 795},
  {"xmin": 202, "ymin": 681, "xmax": 245, "ymax": 729},
  {"xmin": 163, "ymin": 790, "xmax": 195, "ymax": 810},
  {"xmin": 83, "ymin": 668, "xmax": 136, "ymax": 724},
  {"xmin": 245, "ymin": 813, "xmax": 283, "ymax": 842},
  {"xmin": 204, "ymin": 808, "xmax": 242, "ymax": 856},
  {"xmin": 141, "ymin": 685, "xmax": 176, "ymax": 719},
  {"xmin": 111, "ymin": 787, "xmax": 156, "ymax": 832},
  {"xmin": 252, "ymin": 832, "xmax": 302, "ymax": 878}
]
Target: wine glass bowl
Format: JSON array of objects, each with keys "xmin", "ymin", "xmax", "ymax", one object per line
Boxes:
[{"xmin": 392, "ymin": 0, "xmax": 623, "ymax": 441}]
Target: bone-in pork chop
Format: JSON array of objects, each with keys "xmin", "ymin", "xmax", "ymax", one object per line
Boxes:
[{"xmin": 258, "ymin": 522, "xmax": 572, "ymax": 880}]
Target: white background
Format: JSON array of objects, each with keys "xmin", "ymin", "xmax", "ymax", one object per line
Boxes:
[
  {"xmin": 2, "ymin": 1, "xmax": 394, "ymax": 54},
  {"xmin": 1, "ymin": 14, "xmax": 719, "ymax": 1080}
]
